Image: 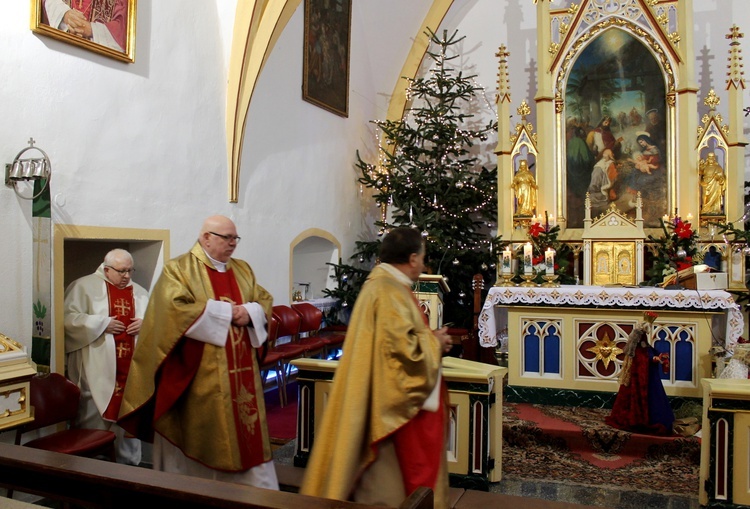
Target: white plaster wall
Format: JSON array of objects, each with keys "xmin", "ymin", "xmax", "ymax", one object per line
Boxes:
[{"xmin": 1, "ymin": 0, "xmax": 748, "ymax": 368}]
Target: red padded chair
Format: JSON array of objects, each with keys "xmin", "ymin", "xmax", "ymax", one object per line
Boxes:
[
  {"xmin": 259, "ymin": 315, "xmax": 289, "ymax": 405},
  {"xmin": 9, "ymin": 373, "xmax": 116, "ymax": 499},
  {"xmin": 14, "ymin": 373, "xmax": 117, "ymax": 460},
  {"xmin": 261, "ymin": 305, "xmax": 308, "ymax": 406},
  {"xmin": 291, "ymin": 302, "xmax": 328, "ymax": 359}
]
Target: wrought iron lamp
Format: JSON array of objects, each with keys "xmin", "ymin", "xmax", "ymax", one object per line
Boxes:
[{"xmin": 5, "ymin": 138, "xmax": 51, "ymax": 200}]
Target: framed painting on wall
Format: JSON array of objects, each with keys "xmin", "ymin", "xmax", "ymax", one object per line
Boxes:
[
  {"xmin": 31, "ymin": 0, "xmax": 137, "ymax": 63},
  {"xmin": 302, "ymin": 0, "xmax": 351, "ymax": 117},
  {"xmin": 564, "ymin": 28, "xmax": 667, "ymax": 229}
]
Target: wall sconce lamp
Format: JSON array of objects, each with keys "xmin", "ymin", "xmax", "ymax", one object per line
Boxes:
[{"xmin": 5, "ymin": 138, "xmax": 51, "ymax": 200}]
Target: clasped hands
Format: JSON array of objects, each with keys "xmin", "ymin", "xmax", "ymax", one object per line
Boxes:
[
  {"xmin": 231, "ymin": 304, "xmax": 251, "ymax": 327},
  {"xmin": 106, "ymin": 317, "xmax": 142, "ymax": 336},
  {"xmin": 63, "ymin": 9, "xmax": 93, "ymax": 39}
]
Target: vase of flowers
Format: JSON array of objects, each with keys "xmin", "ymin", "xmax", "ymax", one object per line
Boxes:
[
  {"xmin": 508, "ymin": 213, "xmax": 574, "ymax": 285},
  {"xmin": 645, "ymin": 215, "xmax": 699, "ymax": 286}
]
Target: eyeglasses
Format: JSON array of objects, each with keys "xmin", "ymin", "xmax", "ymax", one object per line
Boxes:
[
  {"xmin": 209, "ymin": 231, "xmax": 241, "ymax": 243},
  {"xmin": 105, "ymin": 265, "xmax": 135, "ymax": 276},
  {"xmin": 105, "ymin": 266, "xmax": 135, "ymax": 275}
]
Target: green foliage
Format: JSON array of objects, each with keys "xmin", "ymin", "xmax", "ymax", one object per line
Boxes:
[
  {"xmin": 33, "ymin": 299, "xmax": 47, "ymax": 319},
  {"xmin": 510, "ymin": 218, "xmax": 575, "ymax": 285},
  {"xmin": 645, "ymin": 217, "xmax": 699, "ymax": 286},
  {"xmin": 327, "ymin": 28, "xmax": 499, "ymax": 327}
]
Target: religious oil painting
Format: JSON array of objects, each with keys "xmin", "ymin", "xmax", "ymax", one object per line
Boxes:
[
  {"xmin": 303, "ymin": 0, "xmax": 351, "ymax": 117},
  {"xmin": 32, "ymin": 0, "xmax": 137, "ymax": 64},
  {"xmin": 564, "ymin": 28, "xmax": 667, "ymax": 228}
]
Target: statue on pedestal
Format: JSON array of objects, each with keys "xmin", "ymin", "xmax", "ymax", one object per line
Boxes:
[
  {"xmin": 511, "ymin": 159, "xmax": 537, "ymax": 217},
  {"xmin": 699, "ymin": 152, "xmax": 726, "ymax": 215}
]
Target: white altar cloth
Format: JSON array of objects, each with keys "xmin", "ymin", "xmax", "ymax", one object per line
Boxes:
[{"xmin": 478, "ymin": 285, "xmax": 743, "ymax": 354}]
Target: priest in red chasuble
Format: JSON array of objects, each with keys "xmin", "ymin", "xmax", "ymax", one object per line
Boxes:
[
  {"xmin": 301, "ymin": 227, "xmax": 453, "ymax": 508},
  {"xmin": 119, "ymin": 215, "xmax": 277, "ymax": 489},
  {"xmin": 64, "ymin": 248, "xmax": 148, "ymax": 465}
]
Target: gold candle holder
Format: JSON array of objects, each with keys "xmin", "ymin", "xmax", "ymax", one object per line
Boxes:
[
  {"xmin": 495, "ymin": 273, "xmax": 516, "ymax": 287},
  {"xmin": 520, "ymin": 273, "xmax": 537, "ymax": 287},
  {"xmin": 541, "ymin": 274, "xmax": 560, "ymax": 287}
]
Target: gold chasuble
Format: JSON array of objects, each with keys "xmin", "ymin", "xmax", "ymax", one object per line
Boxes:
[
  {"xmin": 119, "ymin": 243, "xmax": 273, "ymax": 471},
  {"xmin": 301, "ymin": 265, "xmax": 449, "ymax": 508}
]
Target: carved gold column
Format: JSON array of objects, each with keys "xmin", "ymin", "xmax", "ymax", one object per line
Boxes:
[
  {"xmin": 534, "ymin": 0, "xmax": 556, "ymax": 223},
  {"xmin": 495, "ymin": 45, "xmax": 514, "ymax": 238},
  {"xmin": 674, "ymin": 0, "xmax": 699, "ymax": 219},
  {"xmin": 725, "ymin": 25, "xmax": 748, "ymax": 224}
]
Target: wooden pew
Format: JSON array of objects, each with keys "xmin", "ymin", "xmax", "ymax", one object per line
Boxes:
[{"xmin": 0, "ymin": 442, "xmax": 432, "ymax": 509}]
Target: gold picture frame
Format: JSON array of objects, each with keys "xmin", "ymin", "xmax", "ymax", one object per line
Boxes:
[
  {"xmin": 302, "ymin": 0, "xmax": 351, "ymax": 117},
  {"xmin": 31, "ymin": 0, "xmax": 137, "ymax": 64}
]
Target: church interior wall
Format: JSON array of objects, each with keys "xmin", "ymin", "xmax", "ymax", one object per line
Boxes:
[{"xmin": 1, "ymin": 0, "xmax": 749, "ymax": 371}]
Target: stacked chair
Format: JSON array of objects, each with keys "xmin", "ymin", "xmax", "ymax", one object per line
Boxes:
[
  {"xmin": 292, "ymin": 302, "xmax": 346, "ymax": 359},
  {"xmin": 259, "ymin": 303, "xmax": 349, "ymax": 406},
  {"xmin": 259, "ymin": 305, "xmax": 306, "ymax": 407},
  {"xmin": 290, "ymin": 302, "xmax": 329, "ymax": 359}
]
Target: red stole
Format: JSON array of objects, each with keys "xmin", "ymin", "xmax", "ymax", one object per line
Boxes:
[
  {"xmin": 204, "ymin": 269, "xmax": 266, "ymax": 469},
  {"xmin": 102, "ymin": 283, "xmax": 135, "ymax": 421},
  {"xmin": 389, "ymin": 291, "xmax": 446, "ymax": 496}
]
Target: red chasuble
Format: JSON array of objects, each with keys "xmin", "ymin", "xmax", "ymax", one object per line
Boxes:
[{"xmin": 102, "ymin": 283, "xmax": 135, "ymax": 422}]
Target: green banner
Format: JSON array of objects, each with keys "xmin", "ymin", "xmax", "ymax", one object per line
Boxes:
[{"xmin": 32, "ymin": 178, "xmax": 51, "ymax": 373}]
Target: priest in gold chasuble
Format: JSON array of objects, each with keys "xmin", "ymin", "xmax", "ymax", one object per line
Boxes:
[
  {"xmin": 119, "ymin": 216, "xmax": 277, "ymax": 489},
  {"xmin": 301, "ymin": 227, "xmax": 453, "ymax": 508}
]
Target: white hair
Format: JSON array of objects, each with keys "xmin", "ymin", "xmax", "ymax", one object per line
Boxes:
[{"xmin": 104, "ymin": 249, "xmax": 133, "ymax": 266}]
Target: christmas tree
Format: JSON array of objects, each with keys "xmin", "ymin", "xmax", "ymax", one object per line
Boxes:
[{"xmin": 324, "ymin": 29, "xmax": 499, "ymax": 328}]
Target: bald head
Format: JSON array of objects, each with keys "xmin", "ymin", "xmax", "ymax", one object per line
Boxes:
[{"xmin": 199, "ymin": 215, "xmax": 239, "ymax": 262}]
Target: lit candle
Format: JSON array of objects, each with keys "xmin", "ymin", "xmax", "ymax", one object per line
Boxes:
[
  {"xmin": 662, "ymin": 214, "xmax": 669, "ymax": 224},
  {"xmin": 523, "ymin": 243, "xmax": 533, "ymax": 275},
  {"xmin": 502, "ymin": 248, "xmax": 512, "ymax": 274},
  {"xmin": 545, "ymin": 248, "xmax": 555, "ymax": 275},
  {"xmin": 549, "ymin": 215, "xmax": 555, "ymax": 227},
  {"xmin": 686, "ymin": 213, "xmax": 693, "ymax": 222}
]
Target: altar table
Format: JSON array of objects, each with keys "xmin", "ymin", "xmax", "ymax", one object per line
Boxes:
[{"xmin": 478, "ymin": 285, "xmax": 744, "ymax": 400}]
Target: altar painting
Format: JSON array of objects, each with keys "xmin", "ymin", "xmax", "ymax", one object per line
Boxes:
[{"xmin": 565, "ymin": 29, "xmax": 667, "ymax": 228}]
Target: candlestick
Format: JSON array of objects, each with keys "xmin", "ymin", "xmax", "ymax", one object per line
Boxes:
[
  {"xmin": 545, "ymin": 247, "xmax": 555, "ymax": 275},
  {"xmin": 502, "ymin": 248, "xmax": 512, "ymax": 274},
  {"xmin": 523, "ymin": 243, "xmax": 533, "ymax": 275}
]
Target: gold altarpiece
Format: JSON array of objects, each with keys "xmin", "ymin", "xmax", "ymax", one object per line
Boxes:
[
  {"xmin": 582, "ymin": 197, "xmax": 646, "ymax": 286},
  {"xmin": 495, "ymin": 0, "xmax": 748, "ymax": 290}
]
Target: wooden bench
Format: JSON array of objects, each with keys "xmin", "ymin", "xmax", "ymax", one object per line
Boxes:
[{"xmin": 0, "ymin": 442, "xmax": 432, "ymax": 509}]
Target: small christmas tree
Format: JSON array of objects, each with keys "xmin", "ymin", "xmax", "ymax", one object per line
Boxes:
[{"xmin": 324, "ymin": 28, "xmax": 499, "ymax": 327}]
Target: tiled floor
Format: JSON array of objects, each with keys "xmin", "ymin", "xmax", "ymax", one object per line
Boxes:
[{"xmin": 272, "ymin": 440, "xmax": 701, "ymax": 509}]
